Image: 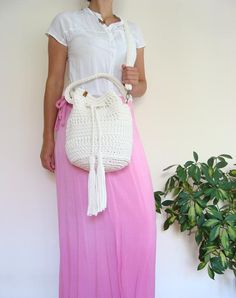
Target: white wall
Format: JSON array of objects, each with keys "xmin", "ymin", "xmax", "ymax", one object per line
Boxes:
[{"xmin": 0, "ymin": 0, "xmax": 235, "ymax": 297}]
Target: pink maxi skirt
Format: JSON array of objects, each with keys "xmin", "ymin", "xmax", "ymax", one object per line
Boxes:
[{"xmin": 54, "ymin": 94, "xmax": 157, "ymax": 298}]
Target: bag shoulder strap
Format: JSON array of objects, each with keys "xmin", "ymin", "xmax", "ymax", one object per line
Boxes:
[
  {"xmin": 123, "ymin": 19, "xmax": 135, "ymax": 92},
  {"xmin": 123, "ymin": 19, "xmax": 134, "ymax": 66}
]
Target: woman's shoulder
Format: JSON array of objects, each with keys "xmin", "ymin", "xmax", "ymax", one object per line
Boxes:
[
  {"xmin": 48, "ymin": 9, "xmax": 85, "ymax": 29},
  {"xmin": 126, "ymin": 20, "xmax": 146, "ymax": 49},
  {"xmin": 45, "ymin": 9, "xmax": 86, "ymax": 46},
  {"xmin": 126, "ymin": 20, "xmax": 143, "ymax": 34}
]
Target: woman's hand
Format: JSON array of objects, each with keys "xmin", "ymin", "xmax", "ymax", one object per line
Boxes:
[
  {"xmin": 40, "ymin": 139, "xmax": 55, "ymax": 173},
  {"xmin": 121, "ymin": 64, "xmax": 140, "ymax": 87},
  {"xmin": 121, "ymin": 48, "xmax": 147, "ymax": 98}
]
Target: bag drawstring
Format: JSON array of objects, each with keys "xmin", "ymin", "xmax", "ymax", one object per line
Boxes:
[
  {"xmin": 86, "ymin": 102, "xmax": 107, "ymax": 216},
  {"xmin": 95, "ymin": 111, "xmax": 107, "ymax": 214}
]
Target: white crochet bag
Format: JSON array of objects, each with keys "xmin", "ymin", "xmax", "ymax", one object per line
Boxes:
[{"xmin": 62, "ymin": 20, "xmax": 136, "ymax": 216}]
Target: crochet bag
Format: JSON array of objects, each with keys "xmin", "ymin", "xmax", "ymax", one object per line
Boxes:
[{"xmin": 62, "ymin": 20, "xmax": 136, "ymax": 216}]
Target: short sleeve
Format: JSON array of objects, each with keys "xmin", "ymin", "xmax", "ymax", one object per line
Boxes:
[
  {"xmin": 129, "ymin": 22, "xmax": 146, "ymax": 49},
  {"xmin": 45, "ymin": 12, "xmax": 68, "ymax": 47}
]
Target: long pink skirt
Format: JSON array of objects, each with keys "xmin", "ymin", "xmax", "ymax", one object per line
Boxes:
[{"xmin": 54, "ymin": 94, "xmax": 157, "ymax": 298}]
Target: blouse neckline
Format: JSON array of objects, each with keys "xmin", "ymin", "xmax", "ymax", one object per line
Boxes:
[{"xmin": 84, "ymin": 7, "xmax": 124, "ymax": 28}]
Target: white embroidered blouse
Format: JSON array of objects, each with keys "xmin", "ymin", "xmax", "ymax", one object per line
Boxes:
[{"xmin": 45, "ymin": 7, "xmax": 146, "ymax": 97}]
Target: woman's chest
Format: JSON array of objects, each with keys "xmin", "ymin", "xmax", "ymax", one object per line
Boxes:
[{"xmin": 66, "ymin": 25, "xmax": 136, "ymax": 66}]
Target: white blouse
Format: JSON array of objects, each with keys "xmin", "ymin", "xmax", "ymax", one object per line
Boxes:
[{"xmin": 45, "ymin": 7, "xmax": 146, "ymax": 97}]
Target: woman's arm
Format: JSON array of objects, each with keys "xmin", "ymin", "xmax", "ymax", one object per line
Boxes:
[
  {"xmin": 40, "ymin": 36, "xmax": 67, "ymax": 172},
  {"xmin": 121, "ymin": 47, "xmax": 147, "ymax": 98}
]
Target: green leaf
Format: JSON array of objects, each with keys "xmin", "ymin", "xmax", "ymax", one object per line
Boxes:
[
  {"xmin": 195, "ymin": 197, "xmax": 207, "ymax": 208},
  {"xmin": 218, "ymin": 188, "xmax": 229, "ymax": 199},
  {"xmin": 188, "ymin": 164, "xmax": 195, "ymax": 178},
  {"xmin": 225, "ymin": 214, "xmax": 236, "ymax": 223},
  {"xmin": 177, "ymin": 195, "xmax": 190, "ymax": 206},
  {"xmin": 188, "ymin": 164, "xmax": 201, "ymax": 182},
  {"xmin": 210, "ymin": 257, "xmax": 225, "ymax": 274},
  {"xmin": 207, "ymin": 157, "xmax": 215, "ymax": 167},
  {"xmin": 203, "ymin": 219, "xmax": 220, "ymax": 228},
  {"xmin": 165, "ymin": 208, "xmax": 174, "ymax": 214},
  {"xmin": 179, "ymin": 215, "xmax": 186, "ymax": 224},
  {"xmin": 195, "ymin": 230, "xmax": 203, "ymax": 245},
  {"xmin": 163, "ymin": 218, "xmax": 170, "ymax": 230},
  {"xmin": 208, "ymin": 167, "xmax": 214, "ymax": 177},
  {"xmin": 229, "ymin": 169, "xmax": 236, "ymax": 177},
  {"xmin": 169, "ymin": 215, "xmax": 176, "ymax": 225},
  {"xmin": 193, "ymin": 190, "xmax": 203, "ymax": 198},
  {"xmin": 220, "ymin": 229, "xmax": 229, "ymax": 249},
  {"xmin": 163, "ymin": 164, "xmax": 177, "ymax": 171},
  {"xmin": 197, "ymin": 261, "xmax": 207, "ymax": 270},
  {"xmin": 180, "ymin": 203, "xmax": 189, "ymax": 213},
  {"xmin": 197, "ymin": 214, "xmax": 205, "ymax": 226},
  {"xmin": 215, "ymin": 160, "xmax": 227, "ymax": 169},
  {"xmin": 176, "ymin": 165, "xmax": 187, "ymax": 182},
  {"xmin": 180, "ymin": 221, "xmax": 189, "ymax": 232},
  {"xmin": 173, "ymin": 187, "xmax": 181, "ymax": 197},
  {"xmin": 215, "ymin": 189, "xmax": 224, "ymax": 201},
  {"xmin": 201, "ymin": 164, "xmax": 215, "ymax": 184},
  {"xmin": 154, "ymin": 191, "xmax": 165, "ymax": 196},
  {"xmin": 204, "ymin": 254, "xmax": 211, "ymax": 263},
  {"xmin": 164, "ymin": 177, "xmax": 171, "ymax": 192},
  {"xmin": 169, "ymin": 177, "xmax": 176, "ymax": 192},
  {"xmin": 188, "ymin": 205, "xmax": 196, "ymax": 223},
  {"xmin": 207, "ymin": 206, "xmax": 223, "ymax": 220},
  {"xmin": 164, "ymin": 176, "xmax": 176, "ymax": 193},
  {"xmin": 154, "ymin": 192, "xmax": 162, "ymax": 213},
  {"xmin": 184, "ymin": 160, "xmax": 194, "ymax": 168},
  {"xmin": 208, "ymin": 265, "xmax": 215, "ymax": 280},
  {"xmin": 195, "ymin": 166, "xmax": 201, "ymax": 182},
  {"xmin": 204, "ymin": 188, "xmax": 214, "ymax": 196},
  {"xmin": 212, "ymin": 169, "xmax": 223, "ymax": 183},
  {"xmin": 218, "ymin": 154, "xmax": 232, "ymax": 159},
  {"xmin": 193, "ymin": 151, "xmax": 199, "ymax": 162},
  {"xmin": 227, "ymin": 226, "xmax": 236, "ymax": 241},
  {"xmin": 209, "ymin": 225, "xmax": 220, "ymax": 241},
  {"xmin": 204, "ymin": 245, "xmax": 217, "ymax": 254},
  {"xmin": 162, "ymin": 200, "xmax": 174, "ymax": 206},
  {"xmin": 220, "ymin": 251, "xmax": 227, "ymax": 268},
  {"xmin": 195, "ymin": 202, "xmax": 203, "ymax": 216}
]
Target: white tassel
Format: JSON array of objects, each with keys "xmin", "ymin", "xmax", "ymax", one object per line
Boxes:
[
  {"xmin": 96, "ymin": 152, "xmax": 107, "ymax": 212},
  {"xmin": 87, "ymin": 155, "xmax": 98, "ymax": 216}
]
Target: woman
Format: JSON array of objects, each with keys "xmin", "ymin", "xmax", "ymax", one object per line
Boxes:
[{"xmin": 40, "ymin": 0, "xmax": 157, "ymax": 297}]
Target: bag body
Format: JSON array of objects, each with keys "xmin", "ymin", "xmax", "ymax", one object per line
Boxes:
[
  {"xmin": 61, "ymin": 19, "xmax": 136, "ymax": 216},
  {"xmin": 65, "ymin": 89, "xmax": 133, "ymax": 172}
]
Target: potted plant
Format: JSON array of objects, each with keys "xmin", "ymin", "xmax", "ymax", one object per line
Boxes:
[{"xmin": 154, "ymin": 151, "xmax": 236, "ymax": 279}]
